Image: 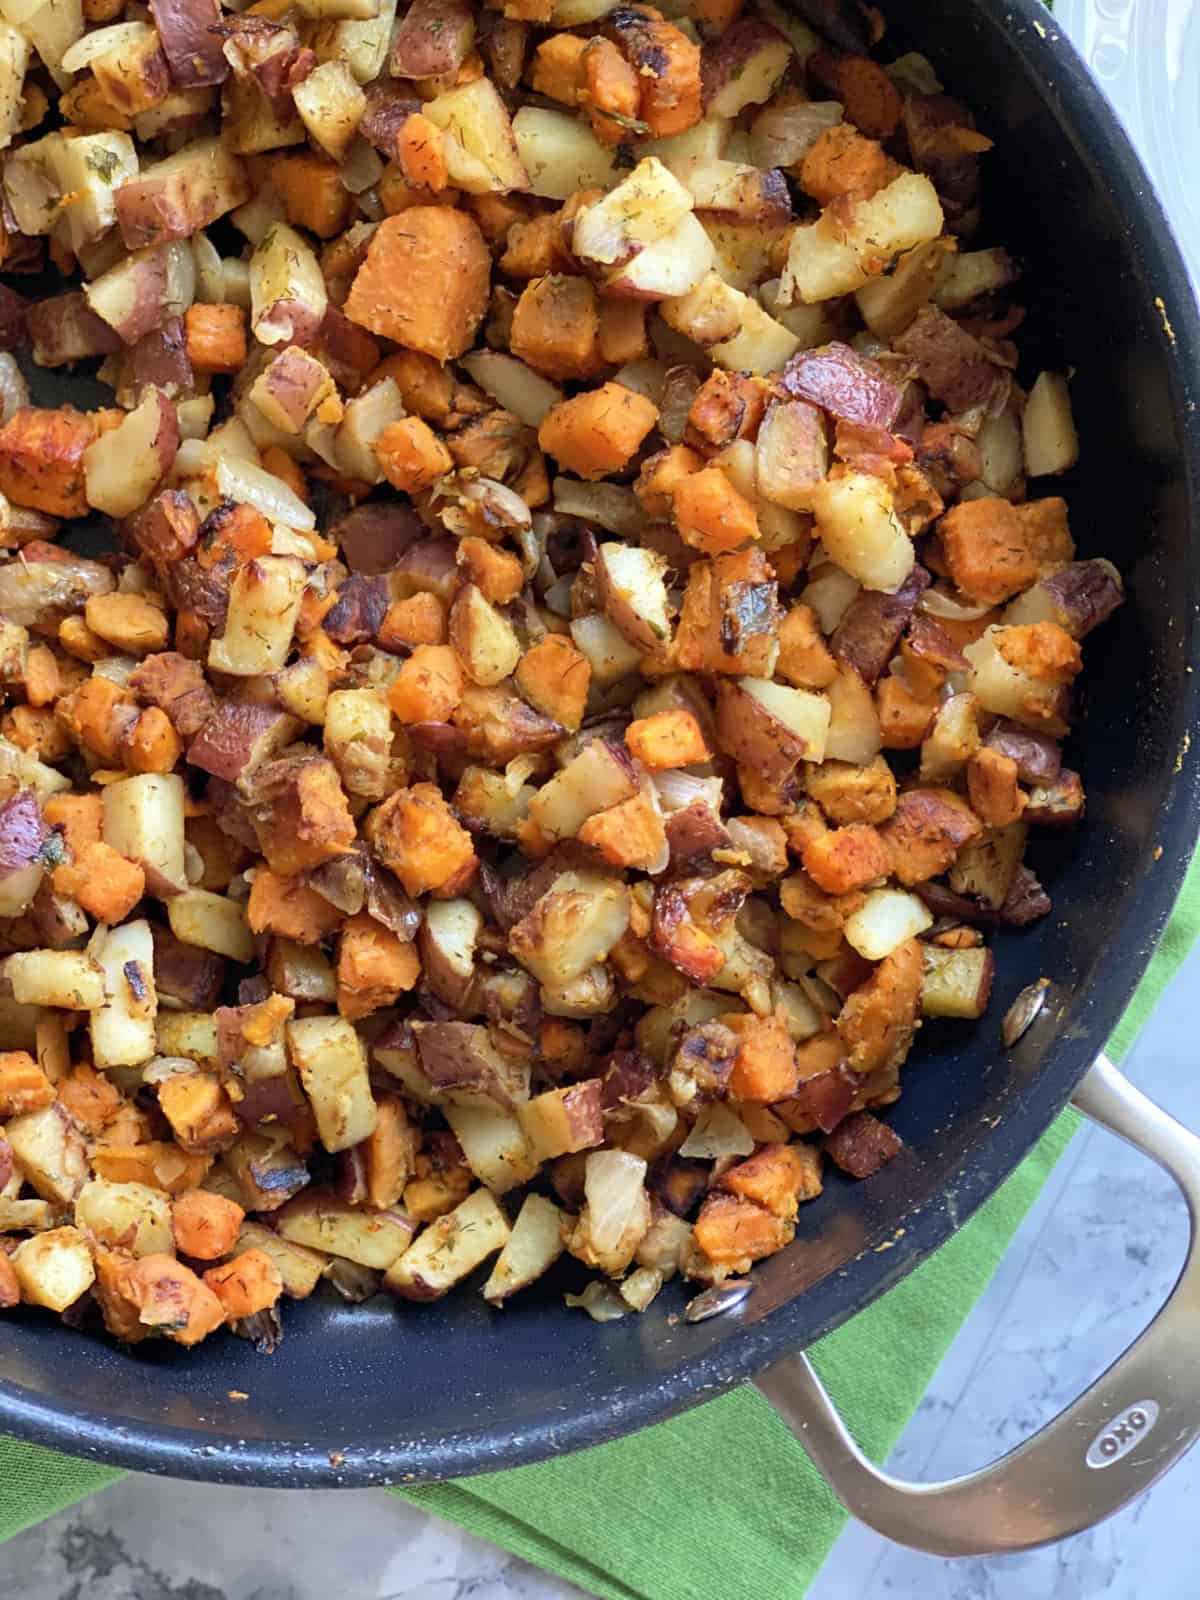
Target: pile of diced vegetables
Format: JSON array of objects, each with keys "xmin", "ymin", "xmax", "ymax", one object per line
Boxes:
[{"xmin": 0, "ymin": 0, "xmax": 1123, "ymax": 1344}]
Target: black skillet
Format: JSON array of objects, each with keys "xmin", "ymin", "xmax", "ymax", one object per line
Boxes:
[{"xmin": 2, "ymin": 0, "xmax": 1200, "ymax": 1557}]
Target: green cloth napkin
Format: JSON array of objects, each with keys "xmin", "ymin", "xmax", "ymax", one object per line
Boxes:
[{"xmin": 1, "ymin": 849, "xmax": 1197, "ymax": 1597}]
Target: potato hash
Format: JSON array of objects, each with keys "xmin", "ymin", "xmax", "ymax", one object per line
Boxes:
[{"xmin": 0, "ymin": 0, "xmax": 1122, "ymax": 1344}]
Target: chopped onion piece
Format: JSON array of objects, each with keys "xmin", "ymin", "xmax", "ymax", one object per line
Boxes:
[
  {"xmin": 920, "ymin": 588, "xmax": 995, "ymax": 622},
  {"xmin": 678, "ymin": 1104, "xmax": 754, "ymax": 1160},
  {"xmin": 583, "ymin": 1149, "xmax": 647, "ymax": 1257},
  {"xmin": 565, "ymin": 1280, "xmax": 628, "ymax": 1321},
  {"xmin": 216, "ymin": 457, "xmax": 316, "ymax": 531}
]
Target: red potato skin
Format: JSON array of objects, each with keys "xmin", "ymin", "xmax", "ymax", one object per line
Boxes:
[
  {"xmin": 830, "ymin": 567, "xmax": 930, "ymax": 686},
  {"xmin": 115, "ymin": 151, "xmax": 251, "ymax": 250},
  {"xmin": 714, "ymin": 679, "xmax": 813, "ymax": 785},
  {"xmin": 0, "ymin": 282, "xmax": 27, "ymax": 352},
  {"xmin": 1023, "ymin": 769, "xmax": 1085, "ymax": 826},
  {"xmin": 186, "ymin": 701, "xmax": 297, "ymax": 781},
  {"xmin": 330, "ymin": 503, "xmax": 423, "ymax": 575},
  {"xmin": 360, "ymin": 85, "xmax": 423, "ymax": 160},
  {"xmin": 823, "ymin": 1110, "xmax": 902, "ymax": 1177},
  {"xmin": 893, "ymin": 307, "xmax": 1009, "ymax": 415},
  {"xmin": 127, "ymin": 316, "xmax": 194, "ymax": 394},
  {"xmin": 152, "ymin": 923, "xmax": 226, "ymax": 1008},
  {"xmin": 255, "ymin": 347, "xmax": 328, "ymax": 430},
  {"xmin": 390, "ymin": 0, "xmax": 475, "ymax": 79},
  {"xmin": 788, "ymin": 1064, "xmax": 858, "ymax": 1134},
  {"xmin": 143, "ymin": 387, "xmax": 182, "ymax": 484},
  {"xmin": 150, "ymin": 0, "xmax": 228, "ymax": 86},
  {"xmin": 1040, "ymin": 561, "xmax": 1124, "ymax": 638},
  {"xmin": 27, "ymin": 293, "xmax": 120, "ymax": 368},
  {"xmin": 781, "ymin": 343, "xmax": 905, "ymax": 431},
  {"xmin": 699, "ymin": 18, "xmax": 787, "ymax": 112},
  {"xmin": 982, "ymin": 718, "xmax": 1061, "ymax": 784}
]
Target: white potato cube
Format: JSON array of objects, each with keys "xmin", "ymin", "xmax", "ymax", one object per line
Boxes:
[
  {"xmin": 287, "ymin": 1014, "xmax": 377, "ymax": 1152},
  {"xmin": 385, "ymin": 1187, "xmax": 511, "ymax": 1300},
  {"xmin": 76, "ymin": 1177, "xmax": 173, "ymax": 1257},
  {"xmin": 843, "ymin": 889, "xmax": 933, "ymax": 961},
  {"xmin": 5, "ymin": 949, "xmax": 104, "ymax": 1010},
  {"xmin": 167, "ymin": 889, "xmax": 254, "ymax": 964},
  {"xmin": 11, "ymin": 1226, "xmax": 95, "ymax": 1312},
  {"xmin": 102, "ymin": 772, "xmax": 187, "ymax": 894}
]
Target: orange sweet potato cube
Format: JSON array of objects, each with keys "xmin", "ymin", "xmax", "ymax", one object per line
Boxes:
[
  {"xmin": 625, "ymin": 709, "xmax": 709, "ymax": 770},
  {"xmin": 0, "ymin": 1051, "xmax": 54, "ymax": 1115},
  {"xmin": 513, "ymin": 633, "xmax": 591, "ymax": 731},
  {"xmin": 171, "ymin": 1189, "xmax": 245, "ymax": 1261},
  {"xmin": 119, "ymin": 1253, "xmax": 227, "ymax": 1345},
  {"xmin": 365, "ymin": 782, "xmax": 477, "ymax": 898},
  {"xmin": 939, "ymin": 497, "xmax": 1040, "ymax": 605},
  {"xmin": 720, "ymin": 1142, "xmax": 823, "ymax": 1219},
  {"xmin": 337, "ymin": 911, "xmax": 422, "ymax": 1020},
  {"xmin": 723, "ymin": 1012, "xmax": 799, "ymax": 1103},
  {"xmin": 538, "ymin": 382, "xmax": 658, "ymax": 480},
  {"xmin": 673, "ymin": 466, "xmax": 759, "ymax": 555},
  {"xmin": 693, "ymin": 1193, "xmax": 793, "ymax": 1272},
  {"xmin": 203, "ymin": 1248, "xmax": 284, "ymax": 1319},
  {"xmin": 800, "ymin": 823, "xmax": 891, "ymax": 896},
  {"xmin": 0, "ymin": 406, "xmax": 93, "ymax": 516},
  {"xmin": 387, "ymin": 643, "xmax": 464, "ymax": 724},
  {"xmin": 345, "ymin": 208, "xmax": 491, "ymax": 361}
]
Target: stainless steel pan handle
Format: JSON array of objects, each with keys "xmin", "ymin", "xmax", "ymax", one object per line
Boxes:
[{"xmin": 754, "ymin": 1053, "xmax": 1200, "ymax": 1555}]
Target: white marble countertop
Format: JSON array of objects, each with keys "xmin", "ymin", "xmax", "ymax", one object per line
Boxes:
[{"xmin": 4, "ymin": 4, "xmax": 1200, "ymax": 1596}]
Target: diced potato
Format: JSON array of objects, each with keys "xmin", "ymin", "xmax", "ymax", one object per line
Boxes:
[
  {"xmin": 6, "ymin": 1103, "xmax": 88, "ymax": 1204},
  {"xmin": 1023, "ymin": 372, "xmax": 1079, "ymax": 478},
  {"xmin": 89, "ymin": 919, "xmax": 157, "ymax": 1069},
  {"xmin": 594, "ymin": 543, "xmax": 671, "ymax": 652},
  {"xmin": 11, "ymin": 1226, "xmax": 95, "ymax": 1312},
  {"xmin": 508, "ymin": 870, "xmax": 631, "ymax": 987},
  {"xmin": 529, "ymin": 740, "xmax": 638, "ymax": 843},
  {"xmin": 76, "ymin": 1176, "xmax": 173, "ymax": 1257},
  {"xmin": 5, "ymin": 949, "xmax": 104, "ymax": 1010},
  {"xmin": 811, "ymin": 473, "xmax": 915, "ymax": 592},
  {"xmin": 155, "ymin": 1010, "xmax": 219, "ymax": 1069},
  {"xmin": 423, "ymin": 76, "xmax": 528, "ymax": 195},
  {"xmin": 843, "ymin": 889, "xmax": 933, "ymax": 961},
  {"xmin": 921, "ymin": 944, "xmax": 994, "ymax": 1019},
  {"xmin": 0, "ymin": 22, "xmax": 29, "ymax": 152},
  {"xmin": 449, "ymin": 584, "xmax": 521, "ymax": 687},
  {"xmin": 287, "ymin": 1013, "xmax": 377, "ymax": 1152},
  {"xmin": 167, "ymin": 889, "xmax": 254, "ymax": 964},
  {"xmin": 385, "ymin": 1186, "xmax": 510, "ymax": 1300},
  {"xmin": 783, "ymin": 173, "xmax": 944, "ymax": 306},
  {"xmin": 661, "ymin": 271, "xmax": 798, "ymax": 375},
  {"xmin": 443, "ymin": 1101, "xmax": 539, "ymax": 1195},
  {"xmin": 249, "ymin": 223, "xmax": 327, "ymax": 348},
  {"xmin": 572, "ymin": 156, "xmax": 694, "ymax": 271},
  {"xmin": 207, "ymin": 556, "xmax": 306, "ymax": 677},
  {"xmin": 322, "ymin": 688, "xmax": 392, "ymax": 801},
  {"xmin": 481, "ymin": 1192, "xmax": 564, "ymax": 1305},
  {"xmin": 308, "ymin": 0, "xmax": 396, "ymax": 82},
  {"xmin": 276, "ymin": 1189, "xmax": 414, "ymax": 1270},
  {"xmin": 102, "ymin": 772, "xmax": 187, "ymax": 893},
  {"xmin": 291, "ymin": 59, "xmax": 365, "ymax": 163},
  {"xmin": 570, "ymin": 612, "xmax": 643, "ymax": 686},
  {"xmin": 512, "ymin": 106, "xmax": 618, "ymax": 199},
  {"xmin": 236, "ymin": 1219, "xmax": 328, "ymax": 1297},
  {"xmin": 518, "ymin": 1080, "xmax": 604, "ymax": 1163}
]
